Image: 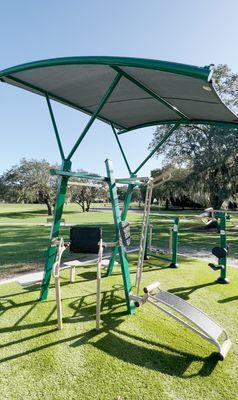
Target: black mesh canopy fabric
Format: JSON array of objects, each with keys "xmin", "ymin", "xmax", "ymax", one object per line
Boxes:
[{"xmin": 1, "ymin": 56, "xmax": 238, "ymax": 131}]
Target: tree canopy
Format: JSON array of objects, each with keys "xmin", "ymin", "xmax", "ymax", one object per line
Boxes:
[
  {"xmin": 68, "ymin": 177, "xmax": 108, "ymax": 212},
  {"xmin": 0, "ymin": 159, "xmax": 58, "ymax": 215},
  {"xmin": 150, "ymin": 65, "xmax": 238, "ymax": 209}
]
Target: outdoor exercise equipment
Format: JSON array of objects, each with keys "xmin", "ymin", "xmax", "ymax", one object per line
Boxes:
[
  {"xmin": 145, "ymin": 216, "xmax": 179, "ymax": 268},
  {"xmin": 208, "ymin": 211, "xmax": 229, "ymax": 284},
  {"xmin": 133, "ymin": 173, "xmax": 172, "ymax": 293},
  {"xmin": 52, "ymin": 226, "xmax": 117, "ymax": 330},
  {"xmin": 130, "ymin": 282, "xmax": 232, "ymax": 360},
  {"xmin": 198, "ymin": 207, "xmax": 219, "ymax": 230},
  {"xmin": 1, "ymin": 56, "xmax": 236, "ymax": 358}
]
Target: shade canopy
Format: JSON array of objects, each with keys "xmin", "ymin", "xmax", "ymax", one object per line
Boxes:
[{"xmin": 1, "ymin": 56, "xmax": 238, "ymax": 132}]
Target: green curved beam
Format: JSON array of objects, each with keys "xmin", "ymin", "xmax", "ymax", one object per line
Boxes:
[
  {"xmin": 0, "ymin": 56, "xmax": 212, "ymax": 80},
  {"xmin": 118, "ymin": 119, "xmax": 238, "ymax": 135}
]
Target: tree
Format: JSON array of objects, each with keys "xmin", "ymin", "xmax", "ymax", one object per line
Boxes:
[
  {"xmin": 0, "ymin": 159, "xmax": 57, "ymax": 215},
  {"xmin": 68, "ymin": 178, "xmax": 108, "ymax": 212},
  {"xmin": 151, "ymin": 166, "xmax": 193, "ymax": 209},
  {"xmin": 150, "ymin": 65, "xmax": 238, "ymax": 209}
]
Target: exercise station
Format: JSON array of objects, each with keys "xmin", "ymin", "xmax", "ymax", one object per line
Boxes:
[{"xmin": 1, "ymin": 55, "xmax": 238, "ymax": 400}]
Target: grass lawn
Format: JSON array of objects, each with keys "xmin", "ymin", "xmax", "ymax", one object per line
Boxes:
[
  {"xmin": 1, "ymin": 254, "xmax": 238, "ymax": 400},
  {"xmin": 0, "ymin": 203, "xmax": 237, "ymax": 277},
  {"xmin": 0, "ymin": 204, "xmax": 238, "ymax": 399}
]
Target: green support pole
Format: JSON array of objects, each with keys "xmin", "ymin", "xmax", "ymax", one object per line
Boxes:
[
  {"xmin": 39, "ymin": 159, "xmax": 71, "ymax": 300},
  {"xmin": 111, "ymin": 124, "xmax": 132, "ymax": 175},
  {"xmin": 133, "ymin": 122, "xmax": 180, "ymax": 175},
  {"xmin": 217, "ymin": 213, "xmax": 229, "ymax": 284},
  {"xmin": 106, "ymin": 183, "xmax": 135, "ymax": 276},
  {"xmin": 170, "ymin": 217, "xmax": 179, "ymax": 268},
  {"xmin": 66, "ymin": 73, "xmax": 122, "ymax": 161},
  {"xmin": 45, "ymin": 94, "xmax": 65, "ymax": 161},
  {"xmin": 105, "ymin": 159, "xmax": 135, "ymax": 315}
]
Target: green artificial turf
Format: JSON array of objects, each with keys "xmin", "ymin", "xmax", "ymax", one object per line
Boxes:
[{"xmin": 0, "ymin": 255, "xmax": 238, "ymax": 400}]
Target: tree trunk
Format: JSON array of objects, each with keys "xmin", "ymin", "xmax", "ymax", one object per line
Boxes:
[
  {"xmin": 86, "ymin": 199, "xmax": 91, "ymax": 212},
  {"xmin": 165, "ymin": 199, "xmax": 169, "ymax": 210},
  {"xmin": 209, "ymin": 192, "xmax": 224, "ymax": 210},
  {"xmin": 45, "ymin": 199, "xmax": 53, "ymax": 216}
]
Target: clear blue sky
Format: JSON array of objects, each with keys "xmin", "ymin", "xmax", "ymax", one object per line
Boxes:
[{"xmin": 1, "ymin": 0, "xmax": 238, "ymax": 177}]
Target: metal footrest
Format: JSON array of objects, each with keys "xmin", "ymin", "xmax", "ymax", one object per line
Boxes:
[{"xmin": 208, "ymin": 263, "xmax": 224, "ymax": 271}]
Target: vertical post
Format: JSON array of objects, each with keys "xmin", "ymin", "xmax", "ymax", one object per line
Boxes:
[
  {"xmin": 144, "ymin": 219, "xmax": 151, "ymax": 261},
  {"xmin": 217, "ymin": 213, "xmax": 228, "ymax": 284},
  {"xmin": 39, "ymin": 159, "xmax": 71, "ymax": 301},
  {"xmin": 105, "ymin": 159, "xmax": 135, "ymax": 315},
  {"xmin": 169, "ymin": 228, "xmax": 172, "ymax": 255},
  {"xmin": 149, "ymin": 224, "xmax": 153, "ymax": 252},
  {"xmin": 111, "ymin": 124, "xmax": 132, "ymax": 175},
  {"xmin": 106, "ymin": 182, "xmax": 135, "ymax": 276},
  {"xmin": 170, "ymin": 217, "xmax": 179, "ymax": 268},
  {"xmin": 96, "ymin": 238, "xmax": 103, "ymax": 331}
]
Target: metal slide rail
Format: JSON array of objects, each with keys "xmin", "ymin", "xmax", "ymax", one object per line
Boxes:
[{"xmin": 131, "ymin": 282, "xmax": 231, "ymax": 360}]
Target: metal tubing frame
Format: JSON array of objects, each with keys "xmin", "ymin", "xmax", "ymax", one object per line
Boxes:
[
  {"xmin": 216, "ymin": 212, "xmax": 228, "ymax": 283},
  {"xmin": 106, "ymin": 182, "xmax": 135, "ymax": 276},
  {"xmin": 105, "ymin": 159, "xmax": 135, "ymax": 314},
  {"xmin": 40, "ymin": 158, "xmax": 71, "ymax": 300},
  {"xmin": 111, "ymin": 124, "xmax": 132, "ymax": 175},
  {"xmin": 113, "ymin": 66, "xmax": 190, "ymax": 120},
  {"xmin": 40, "ymin": 73, "xmax": 122, "ymax": 300},
  {"xmin": 66, "ymin": 73, "xmax": 122, "ymax": 160},
  {"xmin": 45, "ymin": 94, "xmax": 65, "ymax": 160},
  {"xmin": 145, "ymin": 217, "xmax": 179, "ymax": 267},
  {"xmin": 133, "ymin": 122, "xmax": 181, "ymax": 174}
]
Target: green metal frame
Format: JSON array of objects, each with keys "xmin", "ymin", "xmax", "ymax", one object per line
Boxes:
[
  {"xmin": 0, "ymin": 56, "xmax": 212, "ymax": 80},
  {"xmin": 1, "ymin": 55, "xmax": 237, "ymax": 311},
  {"xmin": 145, "ymin": 216, "xmax": 179, "ymax": 268},
  {"xmin": 214, "ymin": 212, "xmax": 228, "ymax": 284},
  {"xmin": 40, "ymin": 72, "xmax": 123, "ymax": 300},
  {"xmin": 105, "ymin": 159, "xmax": 135, "ymax": 314}
]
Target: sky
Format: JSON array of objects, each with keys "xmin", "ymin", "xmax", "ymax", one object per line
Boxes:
[{"xmin": 1, "ymin": 0, "xmax": 238, "ymax": 178}]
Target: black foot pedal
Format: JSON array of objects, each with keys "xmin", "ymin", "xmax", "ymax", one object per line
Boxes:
[{"xmin": 208, "ymin": 263, "xmax": 224, "ymax": 271}]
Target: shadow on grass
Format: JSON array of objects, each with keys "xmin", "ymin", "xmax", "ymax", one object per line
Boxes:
[
  {"xmin": 0, "ymin": 285, "xmax": 220, "ymax": 377},
  {"xmin": 218, "ymin": 296, "xmax": 238, "ymax": 303},
  {"xmin": 82, "ymin": 326, "xmax": 219, "ymax": 378},
  {"xmin": 168, "ymin": 281, "xmax": 218, "ymax": 300}
]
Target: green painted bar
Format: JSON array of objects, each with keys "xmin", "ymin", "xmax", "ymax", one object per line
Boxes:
[
  {"xmin": 133, "ymin": 122, "xmax": 181, "ymax": 174},
  {"xmin": 66, "ymin": 73, "xmax": 122, "ymax": 160},
  {"xmin": 45, "ymin": 94, "xmax": 65, "ymax": 160},
  {"xmin": 116, "ymin": 179, "xmax": 143, "ymax": 186},
  {"xmin": 218, "ymin": 213, "xmax": 228, "ymax": 283},
  {"xmin": 105, "ymin": 159, "xmax": 135, "ymax": 314},
  {"xmin": 118, "ymin": 119, "xmax": 238, "ymax": 135},
  {"xmin": 40, "ymin": 159, "xmax": 72, "ymax": 301},
  {"xmin": 50, "ymin": 168, "xmax": 108, "ymax": 181},
  {"xmin": 107, "ymin": 183, "xmax": 135, "ymax": 276},
  {"xmin": 0, "ymin": 56, "xmax": 212, "ymax": 81},
  {"xmin": 111, "ymin": 125, "xmax": 132, "ymax": 175},
  {"xmin": 171, "ymin": 217, "xmax": 179, "ymax": 268},
  {"xmin": 6, "ymin": 75, "xmax": 126, "ymax": 130},
  {"xmin": 113, "ymin": 66, "xmax": 189, "ymax": 120}
]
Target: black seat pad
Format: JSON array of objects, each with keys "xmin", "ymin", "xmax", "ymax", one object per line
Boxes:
[
  {"xmin": 70, "ymin": 226, "xmax": 102, "ymax": 253},
  {"xmin": 212, "ymin": 246, "xmax": 227, "ymax": 259}
]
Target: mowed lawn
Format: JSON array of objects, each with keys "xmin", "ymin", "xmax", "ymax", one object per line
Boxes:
[
  {"xmin": 0, "ymin": 203, "xmax": 238, "ymax": 399},
  {"xmin": 0, "ymin": 203, "xmax": 238, "ymax": 277}
]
